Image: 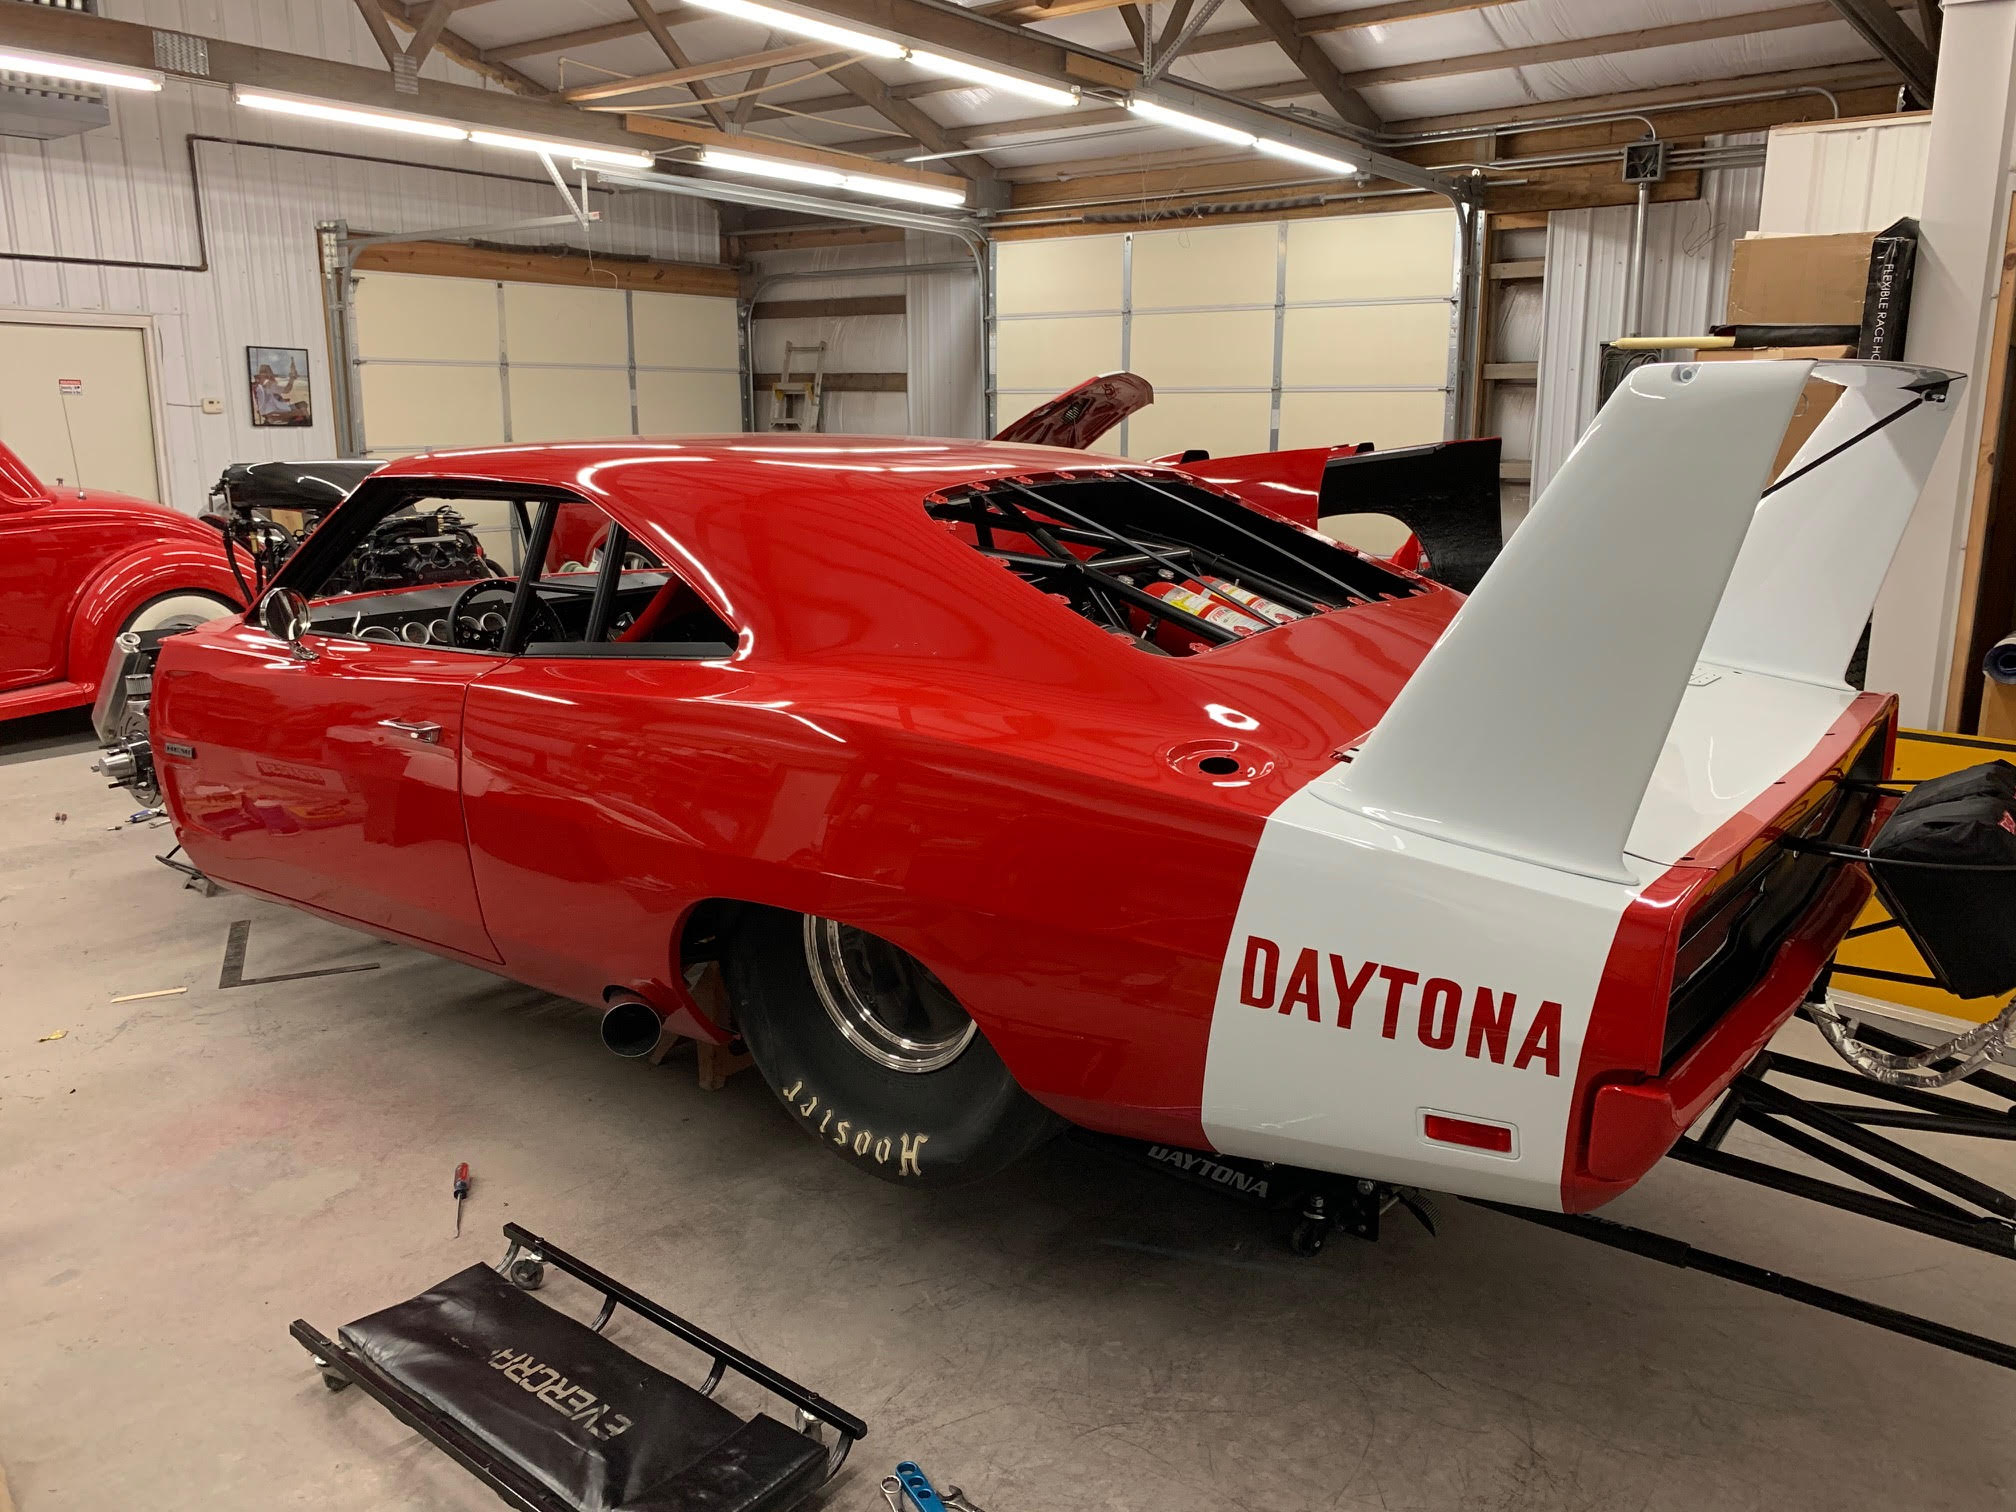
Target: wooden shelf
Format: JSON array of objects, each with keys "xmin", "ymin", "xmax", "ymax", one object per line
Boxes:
[
  {"xmin": 1483, "ymin": 362, "xmax": 1538, "ymax": 382},
  {"xmin": 1499, "ymin": 459, "xmax": 1533, "ymax": 482},
  {"xmin": 1488, "ymin": 259, "xmax": 1545, "ymax": 281}
]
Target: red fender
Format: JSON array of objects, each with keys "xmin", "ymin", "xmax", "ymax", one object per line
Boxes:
[{"xmin": 66, "ymin": 542, "xmax": 246, "ymax": 696}]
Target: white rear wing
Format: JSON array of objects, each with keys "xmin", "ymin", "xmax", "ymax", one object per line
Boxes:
[{"xmin": 1324, "ymin": 359, "xmax": 1964, "ymax": 884}]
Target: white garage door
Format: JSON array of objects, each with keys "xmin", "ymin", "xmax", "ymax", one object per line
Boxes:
[
  {"xmin": 350, "ymin": 272, "xmax": 742, "ymax": 457},
  {"xmin": 992, "ymin": 209, "xmax": 1457, "ymax": 459}
]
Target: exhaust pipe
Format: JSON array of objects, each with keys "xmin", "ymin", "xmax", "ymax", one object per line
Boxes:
[{"xmin": 600, "ymin": 996, "xmax": 667, "ymax": 1059}]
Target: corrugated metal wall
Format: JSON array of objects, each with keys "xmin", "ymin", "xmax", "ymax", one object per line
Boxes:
[
  {"xmin": 1532, "ymin": 136, "xmax": 1764, "ymax": 498},
  {"xmin": 1758, "ymin": 114, "xmax": 1930, "ymax": 233},
  {"xmin": 0, "ymin": 0, "xmax": 719, "ymax": 511},
  {"xmin": 747, "ymin": 234, "xmax": 982, "ymax": 437}
]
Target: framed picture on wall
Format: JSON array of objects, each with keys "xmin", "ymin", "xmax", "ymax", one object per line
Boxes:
[{"xmin": 247, "ymin": 346, "xmax": 312, "ymax": 427}]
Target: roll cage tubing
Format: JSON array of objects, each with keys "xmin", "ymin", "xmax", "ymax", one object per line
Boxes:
[
  {"xmin": 927, "ymin": 473, "xmax": 1407, "ymax": 652},
  {"xmin": 269, "ymin": 479, "xmax": 653, "ymax": 656}
]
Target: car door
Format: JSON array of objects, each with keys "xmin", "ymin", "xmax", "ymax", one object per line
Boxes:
[
  {"xmin": 151, "ymin": 482, "xmax": 526, "ymax": 962},
  {"xmin": 156, "ymin": 630, "xmax": 505, "ymax": 960}
]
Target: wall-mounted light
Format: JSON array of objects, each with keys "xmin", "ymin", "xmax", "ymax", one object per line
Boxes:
[
  {"xmin": 235, "ymin": 88, "xmax": 469, "ymax": 140},
  {"xmin": 701, "ymin": 147, "xmax": 966, "ymax": 208},
  {"xmin": 1123, "ymin": 97, "xmax": 1255, "ymax": 147},
  {"xmin": 469, "ymin": 130, "xmax": 656, "ymax": 169},
  {"xmin": 839, "ymin": 173, "xmax": 966, "ymax": 208},
  {"xmin": 700, "ymin": 148, "xmax": 845, "ymax": 188},
  {"xmin": 0, "ymin": 46, "xmax": 162, "ymax": 92},
  {"xmin": 680, "ymin": 0, "xmax": 907, "ymax": 58},
  {"xmin": 1255, "ymin": 138, "xmax": 1359, "ymax": 176},
  {"xmin": 905, "ymin": 51, "xmax": 1077, "ymax": 110}
]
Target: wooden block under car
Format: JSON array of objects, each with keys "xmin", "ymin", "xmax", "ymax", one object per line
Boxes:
[{"xmin": 1694, "ymin": 344, "xmax": 1853, "ymax": 478}]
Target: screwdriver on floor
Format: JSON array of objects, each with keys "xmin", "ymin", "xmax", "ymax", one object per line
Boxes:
[{"xmin": 452, "ymin": 1161, "xmax": 470, "ymax": 1237}]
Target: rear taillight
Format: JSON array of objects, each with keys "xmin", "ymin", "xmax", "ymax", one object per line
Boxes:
[{"xmin": 1422, "ymin": 1111, "xmax": 1515, "ymax": 1155}]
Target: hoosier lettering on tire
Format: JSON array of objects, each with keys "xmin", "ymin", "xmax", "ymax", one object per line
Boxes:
[{"xmin": 724, "ymin": 908, "xmax": 1061, "ymax": 1188}]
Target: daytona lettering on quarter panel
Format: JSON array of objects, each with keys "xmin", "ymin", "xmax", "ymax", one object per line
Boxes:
[{"xmin": 1200, "ymin": 777, "xmax": 1646, "ymax": 1209}]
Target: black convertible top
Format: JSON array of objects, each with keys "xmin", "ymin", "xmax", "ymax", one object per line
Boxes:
[{"xmin": 215, "ymin": 458, "xmax": 382, "ymax": 513}]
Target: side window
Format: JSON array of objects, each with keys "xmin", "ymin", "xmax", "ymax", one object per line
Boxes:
[
  {"xmin": 287, "ymin": 482, "xmax": 733, "ymax": 658},
  {"xmin": 519, "ymin": 502, "xmax": 736, "ymax": 661}
]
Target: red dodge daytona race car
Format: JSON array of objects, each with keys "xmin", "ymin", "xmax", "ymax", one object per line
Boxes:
[{"xmin": 117, "ymin": 359, "xmax": 1962, "ymax": 1217}]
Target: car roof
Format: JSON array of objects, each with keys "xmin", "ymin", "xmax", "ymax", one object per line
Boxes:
[{"xmin": 372, "ymin": 434, "xmax": 1117, "ymax": 516}]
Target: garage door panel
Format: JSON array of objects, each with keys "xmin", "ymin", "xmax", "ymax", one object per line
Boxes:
[
  {"xmin": 1281, "ymin": 302, "xmax": 1452, "ymax": 388},
  {"xmin": 638, "ymin": 369, "xmax": 743, "ymax": 433},
  {"xmin": 1131, "ymin": 223, "xmax": 1277, "ymax": 309},
  {"xmin": 507, "ymin": 367, "xmax": 633, "ymax": 443},
  {"xmin": 1285, "ymin": 210, "xmax": 1458, "ymax": 302},
  {"xmin": 995, "ymin": 238, "xmax": 1123, "ymax": 315},
  {"xmin": 1129, "ymin": 309, "xmax": 1274, "ymax": 390},
  {"xmin": 353, "ymin": 274, "xmax": 498, "ymax": 363},
  {"xmin": 995, "ymin": 316, "xmax": 1122, "ymax": 392},
  {"xmin": 359, "ymin": 364, "xmax": 503, "ymax": 449},
  {"xmin": 503, "ymin": 284, "xmax": 628, "ymax": 367},
  {"xmin": 633, "ymin": 291, "xmax": 739, "ymax": 369},
  {"xmin": 1276, "ymin": 389, "xmax": 1446, "ymax": 451},
  {"xmin": 1125, "ymin": 391, "xmax": 1272, "ymax": 461}
]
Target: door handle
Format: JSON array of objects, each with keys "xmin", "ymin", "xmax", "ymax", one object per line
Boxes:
[{"xmin": 379, "ymin": 718, "xmax": 442, "ymax": 744}]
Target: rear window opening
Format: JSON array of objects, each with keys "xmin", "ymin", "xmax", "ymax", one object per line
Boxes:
[{"xmin": 926, "ymin": 472, "xmax": 1423, "ymax": 656}]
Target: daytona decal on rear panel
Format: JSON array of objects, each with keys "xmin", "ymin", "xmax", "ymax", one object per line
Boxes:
[{"xmin": 1200, "ymin": 777, "xmax": 1642, "ymax": 1209}]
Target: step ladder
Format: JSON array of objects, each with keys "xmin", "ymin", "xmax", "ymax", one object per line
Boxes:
[{"xmin": 769, "ymin": 342, "xmax": 827, "ymax": 432}]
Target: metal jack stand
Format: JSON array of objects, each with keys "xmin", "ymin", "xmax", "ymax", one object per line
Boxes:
[{"xmin": 157, "ymin": 843, "xmax": 218, "ymax": 897}]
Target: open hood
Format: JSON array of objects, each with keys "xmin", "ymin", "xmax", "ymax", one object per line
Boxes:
[{"xmin": 993, "ymin": 372, "xmax": 1153, "ymax": 450}]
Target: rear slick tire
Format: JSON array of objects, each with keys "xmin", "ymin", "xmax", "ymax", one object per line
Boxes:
[{"xmin": 725, "ymin": 909, "xmax": 1062, "ymax": 1188}]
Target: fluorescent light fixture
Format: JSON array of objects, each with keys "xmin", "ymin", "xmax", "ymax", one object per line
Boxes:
[
  {"xmin": 469, "ymin": 130, "xmax": 655, "ymax": 169},
  {"xmin": 235, "ymin": 88, "xmax": 469, "ymax": 140},
  {"xmin": 839, "ymin": 173, "xmax": 966, "ymax": 208},
  {"xmin": 906, "ymin": 51, "xmax": 1077, "ymax": 110},
  {"xmin": 680, "ymin": 0, "xmax": 907, "ymax": 58},
  {"xmin": 700, "ymin": 148, "xmax": 845, "ymax": 188},
  {"xmin": 1256, "ymin": 137, "xmax": 1359, "ymax": 176},
  {"xmin": 0, "ymin": 47, "xmax": 162, "ymax": 92},
  {"xmin": 1124, "ymin": 97, "xmax": 1254, "ymax": 147}
]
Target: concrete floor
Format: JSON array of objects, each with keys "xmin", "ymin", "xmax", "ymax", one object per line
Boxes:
[{"xmin": 6, "ymin": 712, "xmax": 2016, "ymax": 1512}]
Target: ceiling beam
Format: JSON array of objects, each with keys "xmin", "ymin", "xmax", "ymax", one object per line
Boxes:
[
  {"xmin": 1240, "ymin": 0, "xmax": 1378, "ymax": 128},
  {"xmin": 977, "ymin": 0, "xmax": 1513, "ymax": 26},
  {"xmin": 403, "ymin": 0, "xmax": 460, "ymax": 68},
  {"xmin": 1333, "ymin": 1, "xmax": 1916, "ymax": 91},
  {"xmin": 1384, "ymin": 62, "xmax": 1899, "ymax": 136},
  {"xmin": 624, "ymin": 0, "xmax": 732, "ymax": 131},
  {"xmin": 483, "ymin": 9, "xmax": 684, "ymax": 65},
  {"xmin": 733, "ymin": 34, "xmax": 784, "ymax": 129},
  {"xmin": 1826, "ymin": 0, "xmax": 1935, "ymax": 104},
  {"xmin": 561, "ymin": 42, "xmax": 837, "ymax": 101},
  {"xmin": 829, "ymin": 61, "xmax": 997, "ymax": 179},
  {"xmin": 375, "ymin": 0, "xmax": 545, "ymax": 94},
  {"xmin": 351, "ymin": 0, "xmax": 401, "ymax": 66}
]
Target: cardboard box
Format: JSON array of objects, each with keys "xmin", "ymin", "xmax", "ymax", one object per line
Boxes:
[
  {"xmin": 1696, "ymin": 344, "xmax": 1852, "ymax": 478},
  {"xmin": 1726, "ymin": 232, "xmax": 1877, "ymax": 327},
  {"xmin": 1981, "ymin": 680, "xmax": 2016, "ymax": 742}
]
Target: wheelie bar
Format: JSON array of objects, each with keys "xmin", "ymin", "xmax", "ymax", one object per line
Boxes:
[{"xmin": 1467, "ymin": 1199, "xmax": 2016, "ymax": 1374}]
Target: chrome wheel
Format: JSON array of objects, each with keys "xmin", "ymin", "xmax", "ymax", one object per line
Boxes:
[{"xmin": 802, "ymin": 916, "xmax": 976, "ymax": 1074}]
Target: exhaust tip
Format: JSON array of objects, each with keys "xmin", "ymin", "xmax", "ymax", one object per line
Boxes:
[{"xmin": 600, "ymin": 998, "xmax": 666, "ymax": 1059}]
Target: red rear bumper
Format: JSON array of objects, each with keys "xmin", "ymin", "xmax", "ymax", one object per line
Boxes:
[{"xmin": 1569, "ymin": 856, "xmax": 1873, "ymax": 1211}]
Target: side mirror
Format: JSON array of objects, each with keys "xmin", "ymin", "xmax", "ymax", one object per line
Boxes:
[{"xmin": 257, "ymin": 586, "xmax": 317, "ymax": 661}]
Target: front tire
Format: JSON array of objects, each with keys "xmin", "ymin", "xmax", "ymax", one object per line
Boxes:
[
  {"xmin": 725, "ymin": 909, "xmax": 1062, "ymax": 1188},
  {"xmin": 122, "ymin": 590, "xmax": 236, "ymax": 636}
]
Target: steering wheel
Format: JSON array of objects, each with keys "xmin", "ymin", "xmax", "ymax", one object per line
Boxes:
[{"xmin": 447, "ymin": 578, "xmax": 565, "ymax": 650}]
